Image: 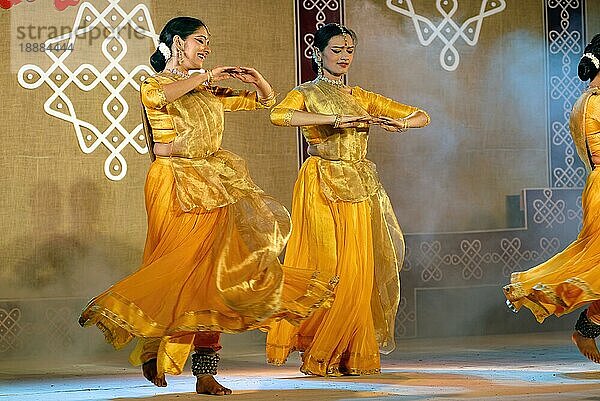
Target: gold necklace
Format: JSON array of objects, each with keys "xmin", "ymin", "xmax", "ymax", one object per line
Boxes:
[
  {"xmin": 316, "ymin": 74, "xmax": 345, "ymax": 87},
  {"xmin": 165, "ymin": 68, "xmax": 190, "ymax": 79}
]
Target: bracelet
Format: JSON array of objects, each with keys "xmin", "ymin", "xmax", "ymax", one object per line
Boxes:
[
  {"xmin": 332, "ymin": 114, "xmax": 342, "ymax": 129},
  {"xmin": 397, "ymin": 118, "xmax": 409, "ymax": 132},
  {"xmin": 258, "ymin": 90, "xmax": 276, "ymax": 106},
  {"xmin": 203, "ymin": 69, "xmax": 213, "ymax": 86}
]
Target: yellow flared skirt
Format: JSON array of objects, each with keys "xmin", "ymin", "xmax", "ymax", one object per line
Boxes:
[
  {"xmin": 79, "ymin": 157, "xmax": 335, "ymax": 377},
  {"xmin": 266, "ymin": 157, "xmax": 402, "ymax": 376},
  {"xmin": 504, "ymin": 169, "xmax": 600, "ymax": 322}
]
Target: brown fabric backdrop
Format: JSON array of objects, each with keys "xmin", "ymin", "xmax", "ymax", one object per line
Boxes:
[
  {"xmin": 588, "ymin": 2, "xmax": 600, "ymax": 39},
  {"xmin": 0, "ymin": 0, "xmax": 297, "ymax": 301}
]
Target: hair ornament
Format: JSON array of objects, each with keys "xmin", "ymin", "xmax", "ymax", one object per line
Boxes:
[
  {"xmin": 158, "ymin": 42, "xmax": 171, "ymax": 61},
  {"xmin": 583, "ymin": 53, "xmax": 600, "ymax": 69}
]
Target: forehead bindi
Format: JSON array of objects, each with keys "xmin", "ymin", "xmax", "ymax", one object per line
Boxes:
[{"xmin": 327, "ymin": 34, "xmax": 354, "ymax": 49}]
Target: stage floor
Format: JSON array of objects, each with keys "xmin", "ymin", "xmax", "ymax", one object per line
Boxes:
[{"xmin": 2, "ymin": 332, "xmax": 600, "ymax": 400}]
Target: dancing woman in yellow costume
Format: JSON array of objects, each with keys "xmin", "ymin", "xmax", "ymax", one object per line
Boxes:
[
  {"xmin": 504, "ymin": 34, "xmax": 600, "ymax": 364},
  {"xmin": 78, "ymin": 17, "xmax": 334, "ymax": 395},
  {"xmin": 266, "ymin": 24, "xmax": 430, "ymax": 376}
]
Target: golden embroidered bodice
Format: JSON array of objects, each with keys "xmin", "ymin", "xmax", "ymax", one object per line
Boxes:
[
  {"xmin": 271, "ymin": 80, "xmax": 428, "ymax": 202},
  {"xmin": 271, "ymin": 80, "xmax": 423, "ymax": 162},
  {"xmin": 142, "ymin": 73, "xmax": 270, "ymax": 151},
  {"xmin": 140, "ymin": 72, "xmax": 275, "ymax": 211}
]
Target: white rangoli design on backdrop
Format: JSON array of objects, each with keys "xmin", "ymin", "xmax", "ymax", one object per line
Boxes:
[
  {"xmin": 386, "ymin": 0, "xmax": 506, "ymax": 71},
  {"xmin": 17, "ymin": 0, "xmax": 158, "ymax": 180}
]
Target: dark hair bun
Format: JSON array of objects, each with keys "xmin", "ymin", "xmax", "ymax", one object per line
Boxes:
[
  {"xmin": 150, "ymin": 49, "xmax": 167, "ymax": 73},
  {"xmin": 579, "ymin": 33, "xmax": 600, "ymax": 81}
]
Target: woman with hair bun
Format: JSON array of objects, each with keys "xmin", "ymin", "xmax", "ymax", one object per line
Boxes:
[
  {"xmin": 79, "ymin": 16, "xmax": 335, "ymax": 395},
  {"xmin": 265, "ymin": 23, "xmax": 429, "ymax": 376},
  {"xmin": 504, "ymin": 33, "xmax": 600, "ymax": 363}
]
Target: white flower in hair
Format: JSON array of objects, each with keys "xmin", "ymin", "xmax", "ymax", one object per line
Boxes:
[
  {"xmin": 583, "ymin": 52, "xmax": 600, "ymax": 69},
  {"xmin": 158, "ymin": 42, "xmax": 171, "ymax": 60}
]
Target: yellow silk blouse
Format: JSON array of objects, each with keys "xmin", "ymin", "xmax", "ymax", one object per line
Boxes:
[
  {"xmin": 271, "ymin": 82, "xmax": 427, "ymax": 128},
  {"xmin": 585, "ymin": 94, "xmax": 600, "ymax": 160},
  {"xmin": 270, "ymin": 80, "xmax": 429, "ymax": 202},
  {"xmin": 571, "ymin": 87, "xmax": 600, "ymax": 171},
  {"xmin": 142, "ymin": 73, "xmax": 273, "ymax": 145},
  {"xmin": 140, "ymin": 72, "xmax": 276, "ymax": 212}
]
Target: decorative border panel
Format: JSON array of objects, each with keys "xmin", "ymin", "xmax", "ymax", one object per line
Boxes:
[
  {"xmin": 546, "ymin": 0, "xmax": 587, "ymax": 188},
  {"xmin": 399, "ymin": 188, "xmax": 582, "ymax": 338},
  {"xmin": 0, "ymin": 298, "xmax": 89, "ymax": 357}
]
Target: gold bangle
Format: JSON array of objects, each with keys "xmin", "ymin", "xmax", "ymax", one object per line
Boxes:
[
  {"xmin": 332, "ymin": 114, "xmax": 342, "ymax": 128},
  {"xmin": 258, "ymin": 90, "xmax": 276, "ymax": 106},
  {"xmin": 259, "ymin": 90, "xmax": 275, "ymax": 102},
  {"xmin": 203, "ymin": 69, "xmax": 213, "ymax": 86},
  {"xmin": 397, "ymin": 118, "xmax": 409, "ymax": 132}
]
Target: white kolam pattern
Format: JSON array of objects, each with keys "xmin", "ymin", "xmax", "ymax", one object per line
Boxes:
[
  {"xmin": 17, "ymin": 0, "xmax": 159, "ymax": 181},
  {"xmin": 386, "ymin": 0, "xmax": 506, "ymax": 71}
]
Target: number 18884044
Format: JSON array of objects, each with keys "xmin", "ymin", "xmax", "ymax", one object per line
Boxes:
[{"xmin": 19, "ymin": 43, "xmax": 74, "ymax": 52}]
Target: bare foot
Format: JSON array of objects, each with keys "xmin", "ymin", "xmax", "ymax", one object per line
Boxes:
[
  {"xmin": 572, "ymin": 331, "xmax": 600, "ymax": 363},
  {"xmin": 142, "ymin": 358, "xmax": 167, "ymax": 387},
  {"xmin": 196, "ymin": 374, "xmax": 232, "ymax": 395}
]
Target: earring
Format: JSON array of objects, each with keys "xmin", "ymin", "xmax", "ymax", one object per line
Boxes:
[
  {"xmin": 178, "ymin": 48, "xmax": 184, "ymax": 65},
  {"xmin": 313, "ymin": 52, "xmax": 323, "ymax": 76}
]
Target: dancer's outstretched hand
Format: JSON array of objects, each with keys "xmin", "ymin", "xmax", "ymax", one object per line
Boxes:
[
  {"xmin": 227, "ymin": 66, "xmax": 265, "ymax": 85},
  {"xmin": 337, "ymin": 115, "xmax": 373, "ymax": 129},
  {"xmin": 208, "ymin": 66, "xmax": 239, "ymax": 82},
  {"xmin": 372, "ymin": 116, "xmax": 408, "ymax": 132}
]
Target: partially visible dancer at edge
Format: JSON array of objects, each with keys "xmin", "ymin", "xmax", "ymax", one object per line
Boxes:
[
  {"xmin": 504, "ymin": 33, "xmax": 600, "ymax": 363},
  {"xmin": 78, "ymin": 16, "xmax": 335, "ymax": 395},
  {"xmin": 266, "ymin": 23, "xmax": 430, "ymax": 376}
]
